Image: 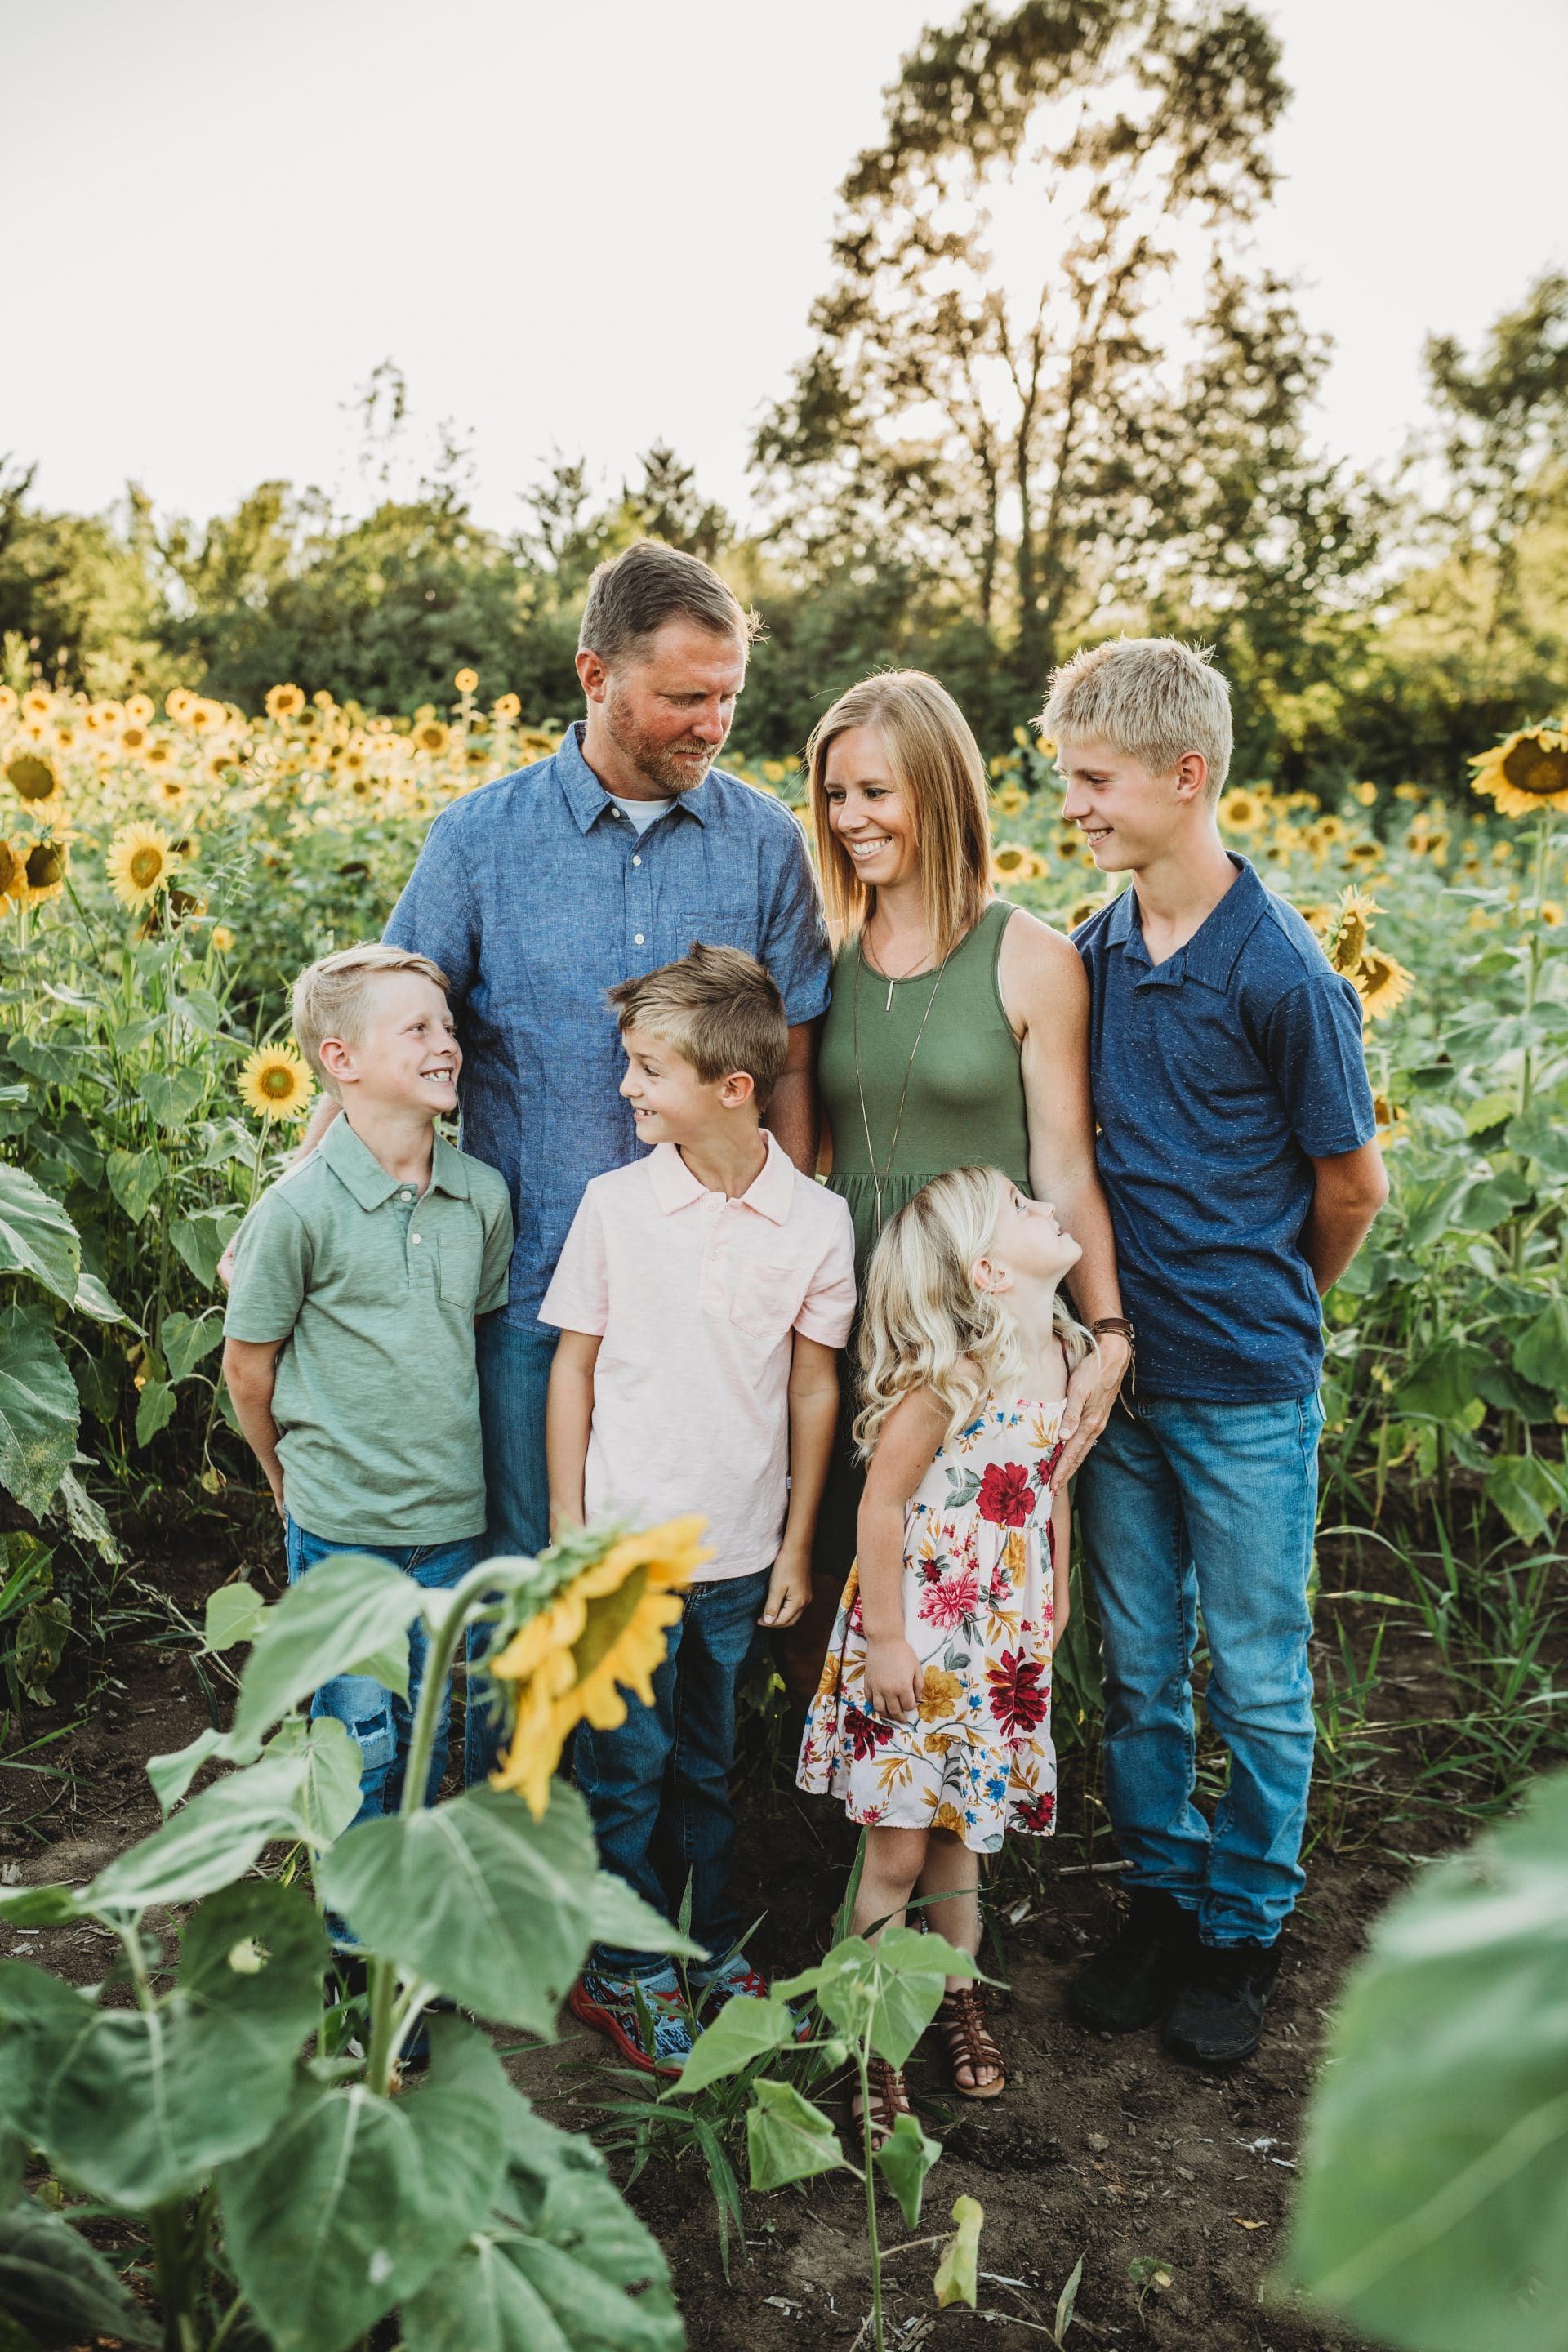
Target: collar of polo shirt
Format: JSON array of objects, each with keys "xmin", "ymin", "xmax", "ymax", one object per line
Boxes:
[
  {"xmin": 644, "ymin": 1132, "xmax": 795, "ymax": 1226},
  {"xmin": 317, "ymin": 1113, "xmax": 472, "ymax": 1207},
  {"xmin": 1107, "ymin": 853, "xmax": 1269, "ymax": 991}
]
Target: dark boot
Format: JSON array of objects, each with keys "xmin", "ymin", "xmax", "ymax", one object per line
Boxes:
[
  {"xmin": 1069, "ymin": 1888, "xmax": 1200, "ymax": 2034},
  {"xmin": 1163, "ymin": 1937, "xmax": 1281, "ymax": 2069}
]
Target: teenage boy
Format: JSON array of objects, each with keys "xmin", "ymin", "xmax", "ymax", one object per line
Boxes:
[
  {"xmin": 223, "ymin": 945, "xmax": 514, "ymax": 1828},
  {"xmin": 543, "ymin": 944, "xmax": 855, "ymax": 2072},
  {"xmin": 1045, "ymin": 639, "xmax": 1388, "ymax": 2068}
]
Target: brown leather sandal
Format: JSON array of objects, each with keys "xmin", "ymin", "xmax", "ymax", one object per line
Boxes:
[
  {"xmin": 851, "ymin": 2056, "xmax": 913, "ymax": 2151},
  {"xmin": 938, "ymin": 1987, "xmax": 1007, "ymax": 2099}
]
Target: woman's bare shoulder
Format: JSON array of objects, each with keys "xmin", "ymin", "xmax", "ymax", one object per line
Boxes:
[{"xmin": 996, "ymin": 903, "xmax": 1088, "ymax": 1029}]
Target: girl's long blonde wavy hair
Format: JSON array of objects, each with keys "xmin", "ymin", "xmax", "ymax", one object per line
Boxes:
[{"xmin": 853, "ymin": 1166, "xmax": 1095, "ymax": 1460}]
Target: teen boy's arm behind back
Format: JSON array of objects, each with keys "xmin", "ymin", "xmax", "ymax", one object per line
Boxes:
[
  {"xmin": 1303, "ymin": 1138, "xmax": 1388, "ymax": 1294},
  {"xmin": 222, "ymin": 1339, "xmax": 287, "ymax": 1520}
]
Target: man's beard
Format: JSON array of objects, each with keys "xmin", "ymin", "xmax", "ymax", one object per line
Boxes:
[{"xmin": 604, "ymin": 684, "xmax": 719, "ymax": 796}]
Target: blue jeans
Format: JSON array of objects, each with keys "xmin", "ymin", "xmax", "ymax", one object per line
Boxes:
[
  {"xmin": 466, "ymin": 1317, "xmax": 558, "ymax": 1784},
  {"xmin": 1075, "ymin": 1392, "xmax": 1324, "ymax": 1947},
  {"xmin": 575, "ymin": 1567, "xmax": 770, "ymax": 1977},
  {"xmin": 283, "ymin": 1517, "xmax": 479, "ymax": 1826}
]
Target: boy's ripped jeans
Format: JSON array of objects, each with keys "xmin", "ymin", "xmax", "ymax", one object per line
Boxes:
[{"xmin": 283, "ymin": 1517, "xmax": 479, "ymax": 1826}]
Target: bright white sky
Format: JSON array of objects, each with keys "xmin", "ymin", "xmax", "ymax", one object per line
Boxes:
[{"xmin": 7, "ymin": 0, "xmax": 1565, "ymax": 535}]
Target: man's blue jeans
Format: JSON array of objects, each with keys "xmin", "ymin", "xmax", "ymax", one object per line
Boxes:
[
  {"xmin": 1075, "ymin": 1392, "xmax": 1324, "ymax": 1948},
  {"xmin": 466, "ymin": 1316, "xmax": 558, "ymax": 1783},
  {"xmin": 283, "ymin": 1517, "xmax": 479, "ymax": 1826},
  {"xmin": 575, "ymin": 1567, "xmax": 770, "ymax": 1977}
]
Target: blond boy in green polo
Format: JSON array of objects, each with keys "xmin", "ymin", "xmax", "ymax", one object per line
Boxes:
[{"xmin": 223, "ymin": 943, "xmax": 513, "ymax": 1824}]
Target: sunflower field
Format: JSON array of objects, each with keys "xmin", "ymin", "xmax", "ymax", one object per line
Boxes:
[{"xmin": 1, "ymin": 675, "xmax": 1566, "ymax": 1721}]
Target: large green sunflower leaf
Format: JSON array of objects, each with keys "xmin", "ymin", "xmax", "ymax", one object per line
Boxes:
[
  {"xmin": 0, "ymin": 2198, "xmax": 155, "ymax": 2348},
  {"xmin": 0, "ymin": 1307, "xmax": 79, "ymax": 1520},
  {"xmin": 220, "ymin": 2020, "xmax": 510, "ymax": 2352},
  {"xmin": 319, "ymin": 1784, "xmax": 694, "ymax": 2035},
  {"xmin": 0, "ymin": 1167, "xmax": 78, "ymax": 1306},
  {"xmin": 231, "ymin": 1551, "xmax": 421, "ymax": 1744},
  {"xmin": 32, "ymin": 1880, "xmax": 325, "ymax": 2208}
]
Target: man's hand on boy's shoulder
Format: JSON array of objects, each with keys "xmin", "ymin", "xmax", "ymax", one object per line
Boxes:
[{"xmin": 760, "ymin": 1544, "xmax": 812, "ymax": 1629}]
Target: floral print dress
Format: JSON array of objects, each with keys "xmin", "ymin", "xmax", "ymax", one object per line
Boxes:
[{"xmin": 797, "ymin": 1394, "xmax": 1064, "ymax": 1854}]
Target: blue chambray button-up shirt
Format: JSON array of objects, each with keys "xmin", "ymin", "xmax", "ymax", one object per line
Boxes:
[{"xmin": 383, "ymin": 722, "xmax": 831, "ymax": 1325}]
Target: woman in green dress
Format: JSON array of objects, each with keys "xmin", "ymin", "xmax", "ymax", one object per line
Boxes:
[{"xmin": 773, "ymin": 670, "xmax": 1132, "ymax": 1708}]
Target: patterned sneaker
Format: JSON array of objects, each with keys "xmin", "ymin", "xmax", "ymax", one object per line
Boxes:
[
  {"xmin": 568, "ymin": 1964, "xmax": 694, "ymax": 2075},
  {"xmin": 692, "ymin": 1948, "xmax": 812, "ymax": 2042}
]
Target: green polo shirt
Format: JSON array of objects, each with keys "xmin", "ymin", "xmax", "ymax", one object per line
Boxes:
[{"xmin": 224, "ymin": 1114, "xmax": 514, "ymax": 1544}]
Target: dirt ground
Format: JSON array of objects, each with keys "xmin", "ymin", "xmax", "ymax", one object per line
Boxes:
[{"xmin": 1, "ymin": 1521, "xmax": 1470, "ymax": 2352}]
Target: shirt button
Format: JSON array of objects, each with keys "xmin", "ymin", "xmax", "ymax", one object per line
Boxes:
[
  {"xmin": 411, "ymin": 1233, "xmax": 422, "ymax": 1245},
  {"xmin": 634, "ymin": 932, "xmax": 645, "ymax": 946},
  {"xmin": 399, "ymin": 1190, "xmax": 412, "ymax": 1203}
]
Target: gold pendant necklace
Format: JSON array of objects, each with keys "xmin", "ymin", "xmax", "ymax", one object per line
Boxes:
[{"xmin": 853, "ymin": 935, "xmax": 951, "ymax": 1236}]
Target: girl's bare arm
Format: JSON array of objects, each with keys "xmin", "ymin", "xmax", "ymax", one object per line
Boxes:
[{"xmin": 857, "ymin": 1388, "xmax": 950, "ymax": 1719}]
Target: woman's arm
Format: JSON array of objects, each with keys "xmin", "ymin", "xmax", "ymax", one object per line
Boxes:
[
  {"xmin": 1000, "ymin": 912, "xmax": 1129, "ymax": 1477},
  {"xmin": 857, "ymin": 1388, "xmax": 949, "ymax": 1722}
]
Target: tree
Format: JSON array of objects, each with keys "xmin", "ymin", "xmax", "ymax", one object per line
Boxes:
[{"xmin": 753, "ymin": 0, "xmax": 1302, "ymax": 688}]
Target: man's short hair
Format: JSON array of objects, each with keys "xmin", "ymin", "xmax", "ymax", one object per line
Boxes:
[
  {"xmin": 1040, "ymin": 637, "xmax": 1233, "ymax": 800},
  {"xmin": 577, "ymin": 540, "xmax": 761, "ymax": 668},
  {"xmin": 292, "ymin": 942, "xmax": 450, "ymax": 1100},
  {"xmin": 607, "ymin": 942, "xmax": 787, "ymax": 1110}
]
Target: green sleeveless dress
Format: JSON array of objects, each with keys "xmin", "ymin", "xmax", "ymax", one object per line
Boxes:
[
  {"xmin": 776, "ymin": 900, "xmax": 1033, "ymax": 1709},
  {"xmin": 820, "ymin": 898, "xmax": 1031, "ymax": 1280}
]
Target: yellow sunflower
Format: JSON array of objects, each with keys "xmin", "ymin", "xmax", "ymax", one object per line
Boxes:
[
  {"xmin": 107, "ymin": 822, "xmax": 180, "ymax": 910},
  {"xmin": 23, "ymin": 840, "xmax": 67, "ymax": 903},
  {"xmin": 166, "ymin": 688, "xmax": 194, "ymax": 721},
  {"xmin": 492, "ymin": 693, "xmax": 522, "ymax": 722},
  {"xmin": 0, "ymin": 839, "xmax": 23, "ymax": 899},
  {"xmin": 7, "ymin": 752, "xmax": 60, "ymax": 805},
  {"xmin": 237, "ymin": 1045, "xmax": 315, "ymax": 1124},
  {"xmin": 1218, "ymin": 788, "xmax": 1266, "ymax": 835},
  {"xmin": 991, "ymin": 842, "xmax": 1043, "ymax": 883},
  {"xmin": 1321, "ymin": 886, "xmax": 1383, "ymax": 975},
  {"xmin": 211, "ymin": 924, "xmax": 235, "ymax": 952},
  {"xmin": 265, "ymin": 684, "xmax": 306, "ymax": 722},
  {"xmin": 1351, "ymin": 781, "xmax": 1379, "ymax": 807},
  {"xmin": 0, "ymin": 686, "xmax": 16, "ymax": 718},
  {"xmin": 1469, "ymin": 724, "xmax": 1568, "ymax": 820},
  {"xmin": 488, "ymin": 1517, "xmax": 710, "ymax": 1817},
  {"xmin": 1539, "ymin": 902, "xmax": 1563, "ymax": 928},
  {"xmin": 150, "ymin": 775, "xmax": 191, "ymax": 811},
  {"xmin": 413, "ymin": 719, "xmax": 450, "ymax": 755},
  {"xmin": 21, "ymin": 690, "xmax": 52, "ymax": 719},
  {"xmin": 121, "ymin": 724, "xmax": 149, "ymax": 754},
  {"xmin": 1373, "ymin": 1093, "xmax": 1407, "ymax": 1143},
  {"xmin": 126, "ymin": 693, "xmax": 155, "ymax": 724},
  {"xmin": 454, "ymin": 667, "xmax": 479, "ymax": 694},
  {"xmin": 1345, "ymin": 839, "xmax": 1382, "ymax": 869},
  {"xmin": 1355, "ymin": 950, "xmax": 1415, "ymax": 1022},
  {"xmin": 991, "ymin": 782, "xmax": 1029, "ymax": 817}
]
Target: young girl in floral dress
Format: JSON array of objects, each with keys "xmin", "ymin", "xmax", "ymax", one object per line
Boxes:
[{"xmin": 798, "ymin": 1165, "xmax": 1094, "ymax": 2139}]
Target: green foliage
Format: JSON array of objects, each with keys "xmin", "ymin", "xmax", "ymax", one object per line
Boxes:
[
  {"xmin": 1284, "ymin": 1767, "xmax": 1568, "ymax": 2352},
  {"xmin": 0, "ymin": 1542, "xmax": 688, "ymax": 2352}
]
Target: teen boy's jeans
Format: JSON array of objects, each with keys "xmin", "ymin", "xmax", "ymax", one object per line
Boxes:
[
  {"xmin": 466, "ymin": 1318, "xmax": 558, "ymax": 1784},
  {"xmin": 1074, "ymin": 1392, "xmax": 1324, "ymax": 1949},
  {"xmin": 575, "ymin": 1566, "xmax": 770, "ymax": 1978},
  {"xmin": 283, "ymin": 1518, "xmax": 479, "ymax": 1825}
]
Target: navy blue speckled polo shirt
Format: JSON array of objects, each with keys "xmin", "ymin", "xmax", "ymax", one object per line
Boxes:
[{"xmin": 1074, "ymin": 858, "xmax": 1376, "ymax": 1401}]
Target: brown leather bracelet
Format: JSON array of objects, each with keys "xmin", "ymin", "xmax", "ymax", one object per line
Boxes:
[{"xmin": 1090, "ymin": 1316, "xmax": 1136, "ymax": 1395}]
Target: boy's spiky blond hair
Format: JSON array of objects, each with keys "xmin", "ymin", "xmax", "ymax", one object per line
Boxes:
[
  {"xmin": 1040, "ymin": 637, "xmax": 1233, "ymax": 801},
  {"xmin": 292, "ymin": 942, "xmax": 451, "ymax": 1098}
]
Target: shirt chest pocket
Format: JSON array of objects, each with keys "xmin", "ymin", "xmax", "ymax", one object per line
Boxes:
[
  {"xmin": 730, "ymin": 1258, "xmax": 803, "ymax": 1343},
  {"xmin": 436, "ymin": 1229, "xmax": 483, "ymax": 1310},
  {"xmin": 670, "ymin": 906, "xmax": 756, "ymax": 956}
]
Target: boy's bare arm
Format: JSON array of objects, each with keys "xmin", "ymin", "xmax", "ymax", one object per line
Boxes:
[
  {"xmin": 1303, "ymin": 1138, "xmax": 1388, "ymax": 1294},
  {"xmin": 221, "ymin": 1338, "xmax": 286, "ymax": 1518},
  {"xmin": 761, "ymin": 1334, "xmax": 839, "ymax": 1628},
  {"xmin": 545, "ymin": 1330, "xmax": 600, "ymax": 1532}
]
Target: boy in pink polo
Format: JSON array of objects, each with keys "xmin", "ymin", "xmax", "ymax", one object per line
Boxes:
[{"xmin": 542, "ymin": 943, "xmax": 854, "ymax": 2070}]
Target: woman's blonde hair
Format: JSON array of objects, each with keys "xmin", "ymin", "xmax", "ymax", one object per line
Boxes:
[
  {"xmin": 854, "ymin": 1166, "xmax": 1095, "ymax": 1459},
  {"xmin": 805, "ymin": 670, "xmax": 992, "ymax": 960}
]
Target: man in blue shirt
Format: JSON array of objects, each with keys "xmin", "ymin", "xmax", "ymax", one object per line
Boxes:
[
  {"xmin": 283, "ymin": 542, "xmax": 831, "ymax": 1773},
  {"xmin": 1044, "ymin": 638, "xmax": 1388, "ymax": 2069}
]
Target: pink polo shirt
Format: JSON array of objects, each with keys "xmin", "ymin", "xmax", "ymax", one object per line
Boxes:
[{"xmin": 540, "ymin": 1134, "xmax": 857, "ymax": 1582}]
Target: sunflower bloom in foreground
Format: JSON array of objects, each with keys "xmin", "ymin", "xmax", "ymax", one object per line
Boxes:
[
  {"xmin": 107, "ymin": 822, "xmax": 180, "ymax": 910},
  {"xmin": 488, "ymin": 1517, "xmax": 710, "ymax": 1817},
  {"xmin": 1322, "ymin": 885, "xmax": 1383, "ymax": 978},
  {"xmin": 238, "ymin": 1045, "xmax": 314, "ymax": 1123},
  {"xmin": 1469, "ymin": 724, "xmax": 1568, "ymax": 820}
]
